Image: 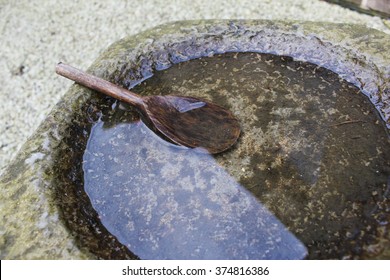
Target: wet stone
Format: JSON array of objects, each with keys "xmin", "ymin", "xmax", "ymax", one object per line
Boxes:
[
  {"xmin": 1, "ymin": 20, "xmax": 390, "ymax": 259},
  {"xmin": 59, "ymin": 52, "xmax": 390, "ymax": 259}
]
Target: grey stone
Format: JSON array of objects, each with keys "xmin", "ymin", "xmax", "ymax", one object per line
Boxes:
[{"xmin": 0, "ymin": 20, "xmax": 389, "ymax": 259}]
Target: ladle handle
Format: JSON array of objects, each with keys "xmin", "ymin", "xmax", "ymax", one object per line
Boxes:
[{"xmin": 55, "ymin": 63, "xmax": 144, "ymax": 108}]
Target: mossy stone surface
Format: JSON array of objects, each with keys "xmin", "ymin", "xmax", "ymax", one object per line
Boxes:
[{"xmin": 0, "ymin": 20, "xmax": 389, "ymax": 259}]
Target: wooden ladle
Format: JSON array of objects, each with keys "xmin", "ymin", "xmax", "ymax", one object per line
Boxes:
[{"xmin": 56, "ymin": 63, "xmax": 240, "ymax": 154}]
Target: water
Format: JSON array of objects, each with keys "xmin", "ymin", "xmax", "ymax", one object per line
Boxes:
[
  {"xmin": 84, "ymin": 120, "xmax": 307, "ymax": 259},
  {"xmin": 171, "ymin": 98, "xmax": 206, "ymax": 113},
  {"xmin": 59, "ymin": 52, "xmax": 390, "ymax": 259}
]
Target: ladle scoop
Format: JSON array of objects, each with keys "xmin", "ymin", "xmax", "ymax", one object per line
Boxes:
[{"xmin": 56, "ymin": 63, "xmax": 240, "ymax": 154}]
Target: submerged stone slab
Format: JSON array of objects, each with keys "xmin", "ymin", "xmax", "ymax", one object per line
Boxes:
[{"xmin": 0, "ymin": 20, "xmax": 389, "ymax": 259}]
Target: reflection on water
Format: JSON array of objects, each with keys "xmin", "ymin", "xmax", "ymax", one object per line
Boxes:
[
  {"xmin": 83, "ymin": 119, "xmax": 307, "ymax": 259},
  {"xmin": 171, "ymin": 98, "xmax": 206, "ymax": 113}
]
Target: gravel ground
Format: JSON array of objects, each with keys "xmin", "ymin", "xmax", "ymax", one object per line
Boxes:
[{"xmin": 0, "ymin": 0, "xmax": 389, "ymax": 173}]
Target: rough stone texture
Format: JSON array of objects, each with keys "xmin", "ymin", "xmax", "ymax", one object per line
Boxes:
[
  {"xmin": 1, "ymin": 0, "xmax": 390, "ymax": 173},
  {"xmin": 0, "ymin": 20, "xmax": 389, "ymax": 259}
]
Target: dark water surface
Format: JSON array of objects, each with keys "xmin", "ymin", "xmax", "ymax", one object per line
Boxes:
[{"xmin": 60, "ymin": 52, "xmax": 390, "ymax": 259}]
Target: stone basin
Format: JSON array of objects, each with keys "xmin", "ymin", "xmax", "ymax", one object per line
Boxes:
[{"xmin": 0, "ymin": 20, "xmax": 389, "ymax": 259}]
